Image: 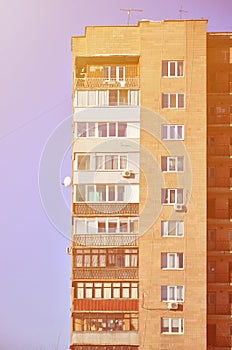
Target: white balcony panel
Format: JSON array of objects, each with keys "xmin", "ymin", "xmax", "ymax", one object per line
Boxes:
[
  {"xmin": 73, "ymin": 171, "xmax": 139, "ymax": 184},
  {"xmin": 73, "ymin": 107, "xmax": 140, "ymax": 122},
  {"xmin": 71, "ymin": 331, "xmax": 138, "ymax": 346},
  {"xmin": 73, "ymin": 138, "xmax": 139, "ymax": 153}
]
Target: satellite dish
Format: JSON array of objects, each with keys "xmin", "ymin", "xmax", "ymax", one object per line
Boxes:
[{"xmin": 62, "ymin": 176, "xmax": 72, "ymax": 187}]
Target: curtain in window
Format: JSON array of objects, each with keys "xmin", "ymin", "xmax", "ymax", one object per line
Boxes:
[
  {"xmin": 96, "ymin": 185, "xmax": 106, "ymax": 201},
  {"xmin": 131, "ymin": 254, "xmax": 138, "ymax": 267},
  {"xmin": 177, "ymin": 286, "xmax": 183, "ymax": 301},
  {"xmin": 76, "ymin": 255, "xmax": 82, "ymax": 267},
  {"xmin": 161, "ymin": 286, "xmax": 167, "ymax": 301},
  {"xmin": 96, "ymin": 155, "xmax": 104, "ymax": 170},
  {"xmin": 87, "ymin": 185, "xmax": 95, "ymax": 201},
  {"xmin": 92, "ymin": 255, "xmax": 98, "ymax": 267},
  {"xmin": 177, "ymin": 189, "xmax": 183, "ymax": 204},
  {"xmin": 162, "ymin": 94, "xmax": 168, "ymax": 108}
]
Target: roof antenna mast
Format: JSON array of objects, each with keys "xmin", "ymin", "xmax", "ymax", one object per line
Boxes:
[
  {"xmin": 179, "ymin": 4, "xmax": 188, "ymax": 19},
  {"xmin": 120, "ymin": 8, "xmax": 143, "ymax": 25}
]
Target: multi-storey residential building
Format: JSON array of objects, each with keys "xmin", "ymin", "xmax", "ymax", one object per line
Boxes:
[
  {"xmin": 207, "ymin": 32, "xmax": 232, "ymax": 349},
  {"xmin": 69, "ymin": 19, "xmax": 230, "ymax": 350}
]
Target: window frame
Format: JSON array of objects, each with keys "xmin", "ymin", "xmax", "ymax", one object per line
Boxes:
[
  {"xmin": 161, "ymin": 221, "xmax": 184, "ymax": 237},
  {"xmin": 162, "ymin": 93, "xmax": 185, "ymax": 109},
  {"xmin": 161, "ymin": 188, "xmax": 184, "ymax": 205},
  {"xmin": 161, "ymin": 125, "xmax": 184, "ymax": 140},
  {"xmin": 161, "ymin": 318, "xmax": 184, "ymax": 334},
  {"xmin": 73, "ymin": 217, "xmax": 139, "ymax": 234},
  {"xmin": 161, "ymin": 156, "xmax": 184, "ymax": 172},
  {"xmin": 75, "ymin": 122, "xmax": 128, "ymax": 138},
  {"xmin": 161, "ymin": 285, "xmax": 184, "ymax": 302},
  {"xmin": 161, "ymin": 252, "xmax": 184, "ymax": 270},
  {"xmin": 162, "ymin": 61, "xmax": 184, "ymax": 77}
]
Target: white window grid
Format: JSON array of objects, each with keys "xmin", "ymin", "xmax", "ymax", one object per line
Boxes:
[
  {"xmin": 74, "ymin": 153, "xmax": 128, "ymax": 171},
  {"xmin": 162, "ymin": 61, "xmax": 184, "ymax": 77},
  {"xmin": 161, "ymin": 318, "xmax": 184, "ymax": 334},
  {"xmin": 161, "ymin": 188, "xmax": 184, "ymax": 205},
  {"xmin": 162, "ymin": 93, "xmax": 185, "ymax": 109},
  {"xmin": 75, "ymin": 122, "xmax": 128, "ymax": 138},
  {"xmin": 161, "ymin": 253, "xmax": 184, "ymax": 269},
  {"xmin": 73, "ymin": 217, "xmax": 139, "ymax": 234},
  {"xmin": 161, "ymin": 221, "xmax": 184, "ymax": 237},
  {"xmin": 161, "ymin": 156, "xmax": 184, "ymax": 172},
  {"xmin": 161, "ymin": 125, "xmax": 184, "ymax": 140},
  {"xmin": 161, "ymin": 286, "xmax": 184, "ymax": 302},
  {"xmin": 75, "ymin": 90, "xmax": 140, "ymax": 107}
]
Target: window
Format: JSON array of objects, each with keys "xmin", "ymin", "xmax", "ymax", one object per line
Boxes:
[
  {"xmin": 74, "ymin": 248, "xmax": 138, "ymax": 268},
  {"xmin": 161, "ymin": 221, "xmax": 184, "ymax": 237},
  {"xmin": 161, "ymin": 286, "xmax": 184, "ymax": 302},
  {"xmin": 73, "ymin": 217, "xmax": 139, "ymax": 234},
  {"xmin": 162, "ymin": 93, "xmax": 185, "ymax": 108},
  {"xmin": 73, "ymin": 313, "xmax": 138, "ymax": 332},
  {"xmin": 75, "ymin": 184, "xmax": 131, "ymax": 202},
  {"xmin": 161, "ymin": 125, "xmax": 184, "ymax": 140},
  {"xmin": 75, "ymin": 122, "xmax": 128, "ymax": 138},
  {"xmin": 162, "ymin": 61, "xmax": 184, "ymax": 77},
  {"xmin": 161, "ymin": 188, "xmax": 184, "ymax": 204},
  {"xmin": 161, "ymin": 318, "xmax": 184, "ymax": 334},
  {"xmin": 161, "ymin": 253, "xmax": 184, "ymax": 269},
  {"xmin": 161, "ymin": 156, "xmax": 184, "ymax": 172},
  {"xmin": 75, "ymin": 90, "xmax": 139, "ymax": 107},
  {"xmin": 103, "ymin": 66, "xmax": 125, "ymax": 82}
]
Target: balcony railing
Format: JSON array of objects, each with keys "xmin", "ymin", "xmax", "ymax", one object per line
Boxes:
[
  {"xmin": 73, "ymin": 267, "xmax": 138, "ymax": 279},
  {"xmin": 73, "ymin": 234, "xmax": 138, "ymax": 247},
  {"xmin": 73, "ymin": 299, "xmax": 139, "ymax": 311},
  {"xmin": 73, "ymin": 203, "xmax": 139, "ymax": 216},
  {"xmin": 74, "ymin": 77, "xmax": 140, "ymax": 90}
]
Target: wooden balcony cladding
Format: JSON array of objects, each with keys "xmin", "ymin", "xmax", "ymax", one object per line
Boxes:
[
  {"xmin": 208, "ymin": 145, "xmax": 232, "ymax": 157},
  {"xmin": 73, "ymin": 267, "xmax": 138, "ymax": 280},
  {"xmin": 73, "ymin": 234, "xmax": 138, "ymax": 247},
  {"xmin": 208, "ymin": 114, "xmax": 232, "ymax": 125},
  {"xmin": 208, "ymin": 303, "xmax": 232, "ymax": 316},
  {"xmin": 73, "ymin": 299, "xmax": 138, "ymax": 311},
  {"xmin": 208, "ymin": 177, "xmax": 232, "ymax": 188},
  {"xmin": 73, "ymin": 203, "xmax": 139, "ymax": 216}
]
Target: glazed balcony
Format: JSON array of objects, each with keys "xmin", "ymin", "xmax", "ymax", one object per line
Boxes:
[
  {"xmin": 208, "ymin": 240, "xmax": 232, "ymax": 252},
  {"xmin": 73, "ymin": 267, "xmax": 138, "ymax": 280},
  {"xmin": 208, "ymin": 114, "xmax": 232, "ymax": 126},
  {"xmin": 73, "ymin": 234, "xmax": 138, "ymax": 247}
]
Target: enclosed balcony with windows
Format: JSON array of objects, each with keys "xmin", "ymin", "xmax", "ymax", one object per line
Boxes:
[
  {"xmin": 73, "ymin": 217, "xmax": 139, "ymax": 247},
  {"xmin": 72, "ymin": 248, "xmax": 138, "ymax": 279}
]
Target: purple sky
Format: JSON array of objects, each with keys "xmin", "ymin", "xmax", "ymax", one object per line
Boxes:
[{"xmin": 1, "ymin": 0, "xmax": 232, "ymax": 349}]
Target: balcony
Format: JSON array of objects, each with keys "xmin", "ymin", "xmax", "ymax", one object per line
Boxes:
[
  {"xmin": 73, "ymin": 299, "xmax": 138, "ymax": 311},
  {"xmin": 73, "ymin": 234, "xmax": 138, "ymax": 247},
  {"xmin": 73, "ymin": 203, "xmax": 139, "ymax": 216},
  {"xmin": 73, "ymin": 267, "xmax": 138, "ymax": 280},
  {"xmin": 71, "ymin": 331, "xmax": 138, "ymax": 346},
  {"xmin": 74, "ymin": 77, "xmax": 140, "ymax": 90}
]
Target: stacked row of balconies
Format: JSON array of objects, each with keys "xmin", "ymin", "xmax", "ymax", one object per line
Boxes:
[{"xmin": 70, "ymin": 61, "xmax": 140, "ymax": 350}]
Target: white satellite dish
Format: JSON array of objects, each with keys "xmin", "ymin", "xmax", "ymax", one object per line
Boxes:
[{"xmin": 62, "ymin": 176, "xmax": 72, "ymax": 187}]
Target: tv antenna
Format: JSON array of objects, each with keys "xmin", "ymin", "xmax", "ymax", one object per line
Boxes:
[
  {"xmin": 120, "ymin": 8, "xmax": 143, "ymax": 25},
  {"xmin": 179, "ymin": 5, "xmax": 188, "ymax": 19}
]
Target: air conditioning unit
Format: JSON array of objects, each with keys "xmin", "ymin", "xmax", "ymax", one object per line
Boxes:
[
  {"xmin": 174, "ymin": 204, "xmax": 186, "ymax": 212},
  {"xmin": 167, "ymin": 302, "xmax": 178, "ymax": 310},
  {"xmin": 66, "ymin": 247, "xmax": 72, "ymax": 255},
  {"xmin": 122, "ymin": 170, "xmax": 132, "ymax": 178}
]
